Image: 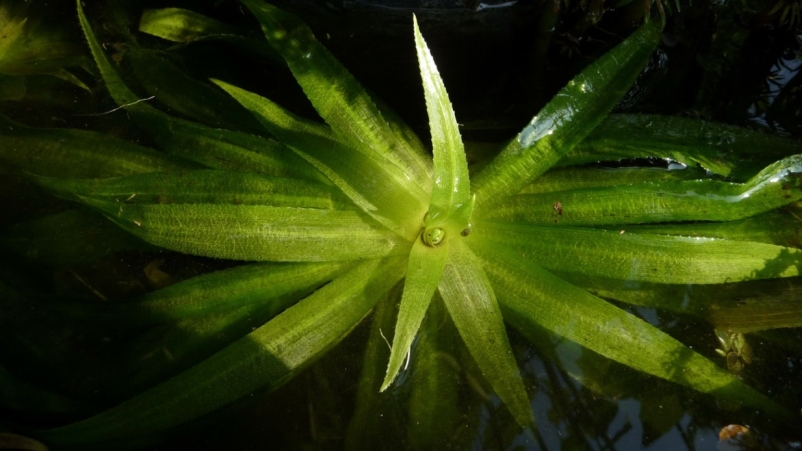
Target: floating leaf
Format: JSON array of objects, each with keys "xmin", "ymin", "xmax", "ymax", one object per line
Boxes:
[
  {"xmin": 485, "ymin": 154, "xmax": 802, "ymax": 226},
  {"xmin": 474, "ymin": 220, "xmax": 802, "ymax": 283},
  {"xmin": 82, "ymin": 198, "xmax": 408, "ymax": 262},
  {"xmin": 566, "ymin": 114, "xmax": 802, "ymax": 180},
  {"xmin": 472, "ymin": 18, "xmax": 663, "ymax": 203}
]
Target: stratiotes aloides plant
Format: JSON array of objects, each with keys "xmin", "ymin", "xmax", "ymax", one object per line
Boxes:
[{"xmin": 3, "ymin": 0, "xmax": 802, "ymax": 446}]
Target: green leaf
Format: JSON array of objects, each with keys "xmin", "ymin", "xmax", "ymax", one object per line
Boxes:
[
  {"xmin": 473, "ymin": 244, "xmax": 788, "ymax": 417},
  {"xmin": 483, "ymin": 154, "xmax": 802, "ymax": 226},
  {"xmin": 0, "ymin": 1, "xmax": 90, "ymax": 89},
  {"xmin": 49, "ymin": 262, "xmax": 348, "ymax": 327},
  {"xmin": 78, "ymin": 1, "xmax": 321, "ymax": 182},
  {"xmin": 471, "ymin": 18, "xmax": 663, "ymax": 204},
  {"xmin": 138, "ymin": 8, "xmax": 281, "ymax": 62},
  {"xmin": 0, "ymin": 116, "xmax": 189, "ymax": 178},
  {"xmin": 37, "ymin": 258, "xmax": 405, "ymax": 445},
  {"xmin": 138, "ymin": 8, "xmax": 236, "ymax": 43},
  {"xmin": 406, "ymin": 294, "xmax": 462, "ymax": 450},
  {"xmin": 1, "ymin": 209, "xmax": 153, "ymax": 266},
  {"xmin": 381, "ymin": 238, "xmax": 449, "ymax": 390},
  {"xmin": 82, "ymin": 199, "xmax": 408, "ymax": 262},
  {"xmin": 623, "ymin": 209, "xmax": 802, "ymax": 247},
  {"xmin": 345, "ymin": 282, "xmax": 405, "ymax": 451},
  {"xmin": 413, "ymin": 16, "xmax": 472, "ymax": 231},
  {"xmin": 33, "ymin": 170, "xmax": 347, "ymax": 210},
  {"xmin": 213, "ymin": 80, "xmax": 428, "ymax": 238},
  {"xmin": 238, "ymin": 0, "xmax": 432, "ymax": 191},
  {"xmin": 76, "ymin": 0, "xmax": 140, "ymax": 106},
  {"xmin": 519, "ymin": 166, "xmax": 709, "ymax": 195},
  {"xmin": 129, "ymin": 49, "xmax": 263, "ymax": 133},
  {"xmin": 566, "ymin": 114, "xmax": 802, "ymax": 180},
  {"xmin": 438, "ymin": 240, "xmax": 534, "ymax": 429},
  {"xmin": 473, "ymin": 220, "xmax": 802, "ymax": 284}
]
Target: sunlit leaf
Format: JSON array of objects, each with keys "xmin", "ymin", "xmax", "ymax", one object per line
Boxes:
[
  {"xmin": 213, "ymin": 79, "xmax": 428, "ymax": 238},
  {"xmin": 566, "ymin": 114, "xmax": 802, "ymax": 180},
  {"xmin": 471, "ymin": 18, "xmax": 663, "ymax": 204},
  {"xmin": 474, "ymin": 220, "xmax": 802, "ymax": 283},
  {"xmin": 519, "ymin": 166, "xmax": 708, "ymax": 194},
  {"xmin": 381, "ymin": 238, "xmax": 449, "ymax": 390},
  {"xmin": 623, "ymin": 209, "xmax": 802, "ymax": 247},
  {"xmin": 484, "ymin": 154, "xmax": 802, "ymax": 226},
  {"xmin": 81, "ymin": 198, "xmax": 408, "ymax": 262},
  {"xmin": 238, "ymin": 0, "xmax": 432, "ymax": 191},
  {"xmin": 413, "ymin": 16, "xmax": 472, "ymax": 231}
]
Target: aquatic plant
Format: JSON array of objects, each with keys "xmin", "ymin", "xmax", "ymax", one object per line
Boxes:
[{"xmin": 1, "ymin": 0, "xmax": 801, "ymax": 448}]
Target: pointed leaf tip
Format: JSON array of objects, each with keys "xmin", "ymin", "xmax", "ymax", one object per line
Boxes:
[
  {"xmin": 380, "ymin": 238, "xmax": 450, "ymax": 391},
  {"xmin": 413, "ymin": 11, "xmax": 472, "ymax": 236}
]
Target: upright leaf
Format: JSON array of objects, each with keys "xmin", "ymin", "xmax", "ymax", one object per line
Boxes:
[
  {"xmin": 213, "ymin": 80, "xmax": 427, "ymax": 238},
  {"xmin": 413, "ymin": 16, "xmax": 472, "ymax": 231},
  {"xmin": 471, "ymin": 18, "xmax": 663, "ymax": 204},
  {"xmin": 238, "ymin": 0, "xmax": 432, "ymax": 191},
  {"xmin": 438, "ymin": 240, "xmax": 534, "ymax": 429},
  {"xmin": 380, "ymin": 17, "xmax": 477, "ymax": 390}
]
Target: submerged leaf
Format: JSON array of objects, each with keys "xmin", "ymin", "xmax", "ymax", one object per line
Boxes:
[
  {"xmin": 33, "ymin": 170, "xmax": 347, "ymax": 210},
  {"xmin": 138, "ymin": 8, "xmax": 236, "ymax": 43},
  {"xmin": 439, "ymin": 240, "xmax": 534, "ymax": 429},
  {"xmin": 49, "ymin": 262, "xmax": 348, "ymax": 326},
  {"xmin": 566, "ymin": 114, "xmax": 802, "ymax": 180},
  {"xmin": 473, "ymin": 243, "xmax": 788, "ymax": 417},
  {"xmin": 381, "ymin": 238, "xmax": 449, "ymax": 390},
  {"xmin": 38, "ymin": 258, "xmax": 405, "ymax": 445},
  {"xmin": 77, "ymin": 1, "xmax": 321, "ymax": 182}
]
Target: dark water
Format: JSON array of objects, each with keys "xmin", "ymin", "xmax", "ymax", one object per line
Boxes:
[{"xmin": 2, "ymin": 0, "xmax": 802, "ymax": 450}]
